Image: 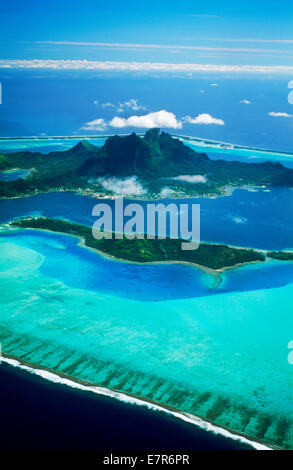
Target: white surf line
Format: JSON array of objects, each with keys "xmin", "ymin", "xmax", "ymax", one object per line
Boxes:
[{"xmin": 1, "ymin": 356, "xmax": 272, "ymax": 450}]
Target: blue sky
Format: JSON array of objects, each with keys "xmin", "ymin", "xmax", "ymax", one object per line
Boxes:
[{"xmin": 0, "ymin": 0, "xmax": 293, "ymax": 68}]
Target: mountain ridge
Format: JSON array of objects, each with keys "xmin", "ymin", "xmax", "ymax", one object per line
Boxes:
[{"xmin": 0, "ymin": 129, "xmax": 293, "ymax": 198}]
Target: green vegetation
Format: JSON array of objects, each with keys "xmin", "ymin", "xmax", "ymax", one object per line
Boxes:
[
  {"xmin": 267, "ymin": 251, "xmax": 293, "ymax": 261},
  {"xmin": 0, "ymin": 141, "xmax": 97, "ymax": 198},
  {"xmin": 11, "ymin": 217, "xmax": 266, "ymax": 270},
  {"xmin": 1, "ymin": 129, "xmax": 293, "ymax": 199}
]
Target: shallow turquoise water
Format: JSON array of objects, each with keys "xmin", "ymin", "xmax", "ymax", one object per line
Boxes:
[
  {"xmin": 184, "ymin": 140, "xmax": 293, "ymax": 168},
  {"xmin": 1, "ymin": 228, "xmax": 293, "ymax": 448},
  {"xmin": 3, "ymin": 230, "xmax": 293, "ymax": 300},
  {"xmin": 0, "ymin": 137, "xmax": 106, "ymax": 154}
]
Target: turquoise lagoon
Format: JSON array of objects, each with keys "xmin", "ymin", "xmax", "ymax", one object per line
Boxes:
[
  {"xmin": 182, "ymin": 138, "xmax": 293, "ymax": 168},
  {"xmin": 0, "ymin": 228, "xmax": 293, "ymax": 449}
]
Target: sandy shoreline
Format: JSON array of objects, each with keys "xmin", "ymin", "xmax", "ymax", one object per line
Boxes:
[{"xmin": 0, "ymin": 352, "xmax": 276, "ymax": 451}]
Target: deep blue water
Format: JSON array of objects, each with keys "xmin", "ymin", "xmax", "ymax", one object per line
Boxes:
[
  {"xmin": 0, "ymin": 72, "xmax": 292, "ymax": 153},
  {"xmin": 0, "ymin": 362, "xmax": 253, "ymax": 450},
  {"xmin": 1, "ymin": 187, "xmax": 293, "ymax": 250}
]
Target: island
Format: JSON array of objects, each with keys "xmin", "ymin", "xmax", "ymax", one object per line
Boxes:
[
  {"xmin": 1, "ymin": 129, "xmax": 293, "ymax": 199},
  {"xmin": 10, "ymin": 217, "xmax": 266, "ymax": 271},
  {"xmin": 267, "ymin": 251, "xmax": 293, "ymax": 261}
]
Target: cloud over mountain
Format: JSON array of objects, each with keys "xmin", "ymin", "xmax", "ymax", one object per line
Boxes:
[
  {"xmin": 171, "ymin": 175, "xmax": 207, "ymax": 183},
  {"xmin": 81, "ymin": 110, "xmax": 226, "ymax": 132},
  {"xmin": 109, "ymin": 110, "xmax": 182, "ymax": 129},
  {"xmin": 97, "ymin": 176, "xmax": 146, "ymax": 196}
]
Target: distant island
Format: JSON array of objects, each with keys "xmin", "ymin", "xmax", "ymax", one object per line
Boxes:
[
  {"xmin": 267, "ymin": 251, "xmax": 293, "ymax": 261},
  {"xmin": 10, "ymin": 217, "xmax": 267, "ymax": 271},
  {"xmin": 1, "ymin": 129, "xmax": 293, "ymax": 199}
]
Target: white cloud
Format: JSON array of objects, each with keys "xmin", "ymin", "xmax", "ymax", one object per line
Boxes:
[
  {"xmin": 98, "ymin": 99, "xmax": 146, "ymax": 113},
  {"xmin": 35, "ymin": 41, "xmax": 293, "ymax": 55},
  {"xmin": 101, "ymin": 102, "xmax": 115, "ymax": 108},
  {"xmin": 82, "ymin": 110, "xmax": 182, "ymax": 132},
  {"xmin": 171, "ymin": 175, "xmax": 207, "ymax": 183},
  {"xmin": 240, "ymin": 99, "xmax": 251, "ymax": 104},
  {"xmin": 81, "ymin": 118, "xmax": 107, "ymax": 131},
  {"xmin": 210, "ymin": 83, "xmax": 218, "ymax": 86},
  {"xmin": 93, "ymin": 99, "xmax": 99, "ymax": 106},
  {"xmin": 1, "ymin": 59, "xmax": 293, "ymax": 75},
  {"xmin": 232, "ymin": 216, "xmax": 248, "ymax": 224},
  {"xmin": 117, "ymin": 99, "xmax": 146, "ymax": 113},
  {"xmin": 183, "ymin": 113, "xmax": 225, "ymax": 125},
  {"xmin": 268, "ymin": 111, "xmax": 292, "ymax": 117},
  {"xmin": 109, "ymin": 110, "xmax": 182, "ymax": 129},
  {"xmin": 159, "ymin": 187, "xmax": 176, "ymax": 198},
  {"xmin": 189, "ymin": 38, "xmax": 293, "ymax": 44},
  {"xmin": 226, "ymin": 214, "xmax": 248, "ymax": 224},
  {"xmin": 97, "ymin": 176, "xmax": 146, "ymax": 196}
]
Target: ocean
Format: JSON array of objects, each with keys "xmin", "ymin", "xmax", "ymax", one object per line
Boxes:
[
  {"xmin": 0, "ymin": 188, "xmax": 292, "ymax": 448},
  {"xmin": 0, "ymin": 71, "xmax": 293, "ymax": 154},
  {"xmin": 0, "ymin": 361, "xmax": 255, "ymax": 450}
]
